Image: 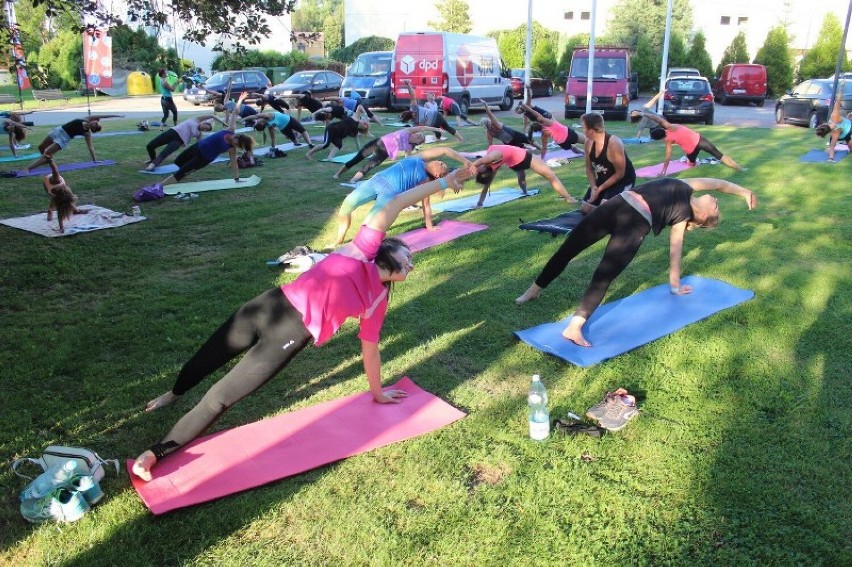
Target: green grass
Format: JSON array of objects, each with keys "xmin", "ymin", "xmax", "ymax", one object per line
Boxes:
[{"xmin": 0, "ymin": 112, "xmax": 850, "ymax": 565}]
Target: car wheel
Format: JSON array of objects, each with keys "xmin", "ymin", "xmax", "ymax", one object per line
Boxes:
[
  {"xmin": 774, "ymin": 106, "xmax": 785, "ymax": 124},
  {"xmin": 498, "ymin": 90, "xmax": 513, "ymax": 111},
  {"xmin": 546, "ymin": 85, "xmax": 553, "ymax": 97},
  {"xmin": 808, "ymin": 111, "xmax": 819, "ymax": 129},
  {"xmin": 757, "ymin": 98, "xmax": 765, "ymax": 107},
  {"xmin": 458, "ymin": 96, "xmax": 470, "ymax": 117}
]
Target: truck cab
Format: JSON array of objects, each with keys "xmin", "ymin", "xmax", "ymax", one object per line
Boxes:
[{"xmin": 564, "ymin": 47, "xmax": 637, "ymax": 120}]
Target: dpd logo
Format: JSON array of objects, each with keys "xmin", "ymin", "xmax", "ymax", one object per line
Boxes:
[
  {"xmin": 400, "ymin": 55, "xmax": 416, "ymax": 75},
  {"xmin": 418, "ymin": 60, "xmax": 439, "ymax": 71}
]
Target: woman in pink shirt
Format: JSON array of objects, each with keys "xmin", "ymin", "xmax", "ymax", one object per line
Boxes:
[
  {"xmin": 516, "ymin": 103, "xmax": 586, "ymax": 160},
  {"xmin": 632, "ymin": 108, "xmax": 744, "ymax": 176},
  {"xmin": 131, "ymin": 167, "xmax": 475, "ymax": 482},
  {"xmin": 470, "ymin": 144, "xmax": 577, "ymax": 208}
]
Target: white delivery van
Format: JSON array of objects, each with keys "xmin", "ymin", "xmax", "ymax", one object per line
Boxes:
[{"xmin": 390, "ymin": 32, "xmax": 514, "ymax": 114}]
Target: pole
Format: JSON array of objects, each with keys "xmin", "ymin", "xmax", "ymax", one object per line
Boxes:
[
  {"xmin": 829, "ymin": 0, "xmax": 852, "ymax": 108},
  {"xmin": 585, "ymin": 0, "xmax": 596, "ymax": 115},
  {"xmin": 524, "ymin": 0, "xmax": 533, "ymax": 90},
  {"xmin": 656, "ymin": 0, "xmax": 674, "ymax": 113}
]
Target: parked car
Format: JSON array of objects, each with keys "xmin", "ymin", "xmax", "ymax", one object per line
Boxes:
[
  {"xmin": 775, "ymin": 79, "xmax": 852, "ymax": 129},
  {"xmin": 714, "ymin": 63, "xmax": 767, "ymax": 106},
  {"xmin": 183, "ymin": 69, "xmax": 271, "ymax": 105},
  {"xmin": 268, "ymin": 70, "xmax": 344, "ymax": 100},
  {"xmin": 341, "ymin": 51, "xmax": 393, "ymax": 108},
  {"xmin": 662, "ymin": 76, "xmax": 715, "ymax": 125},
  {"xmin": 667, "ymin": 67, "xmax": 701, "ymax": 79},
  {"xmin": 509, "ymin": 68, "xmax": 554, "ymax": 98}
]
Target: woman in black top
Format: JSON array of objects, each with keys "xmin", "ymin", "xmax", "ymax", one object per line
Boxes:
[
  {"xmin": 24, "ymin": 114, "xmax": 121, "ymax": 173},
  {"xmin": 305, "ymin": 116, "xmax": 371, "ymax": 161},
  {"xmin": 515, "ymin": 177, "xmax": 757, "ymax": 347},
  {"xmin": 581, "ymin": 112, "xmax": 636, "ymax": 214}
]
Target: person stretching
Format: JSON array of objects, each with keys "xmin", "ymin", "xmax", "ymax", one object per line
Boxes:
[
  {"xmin": 515, "ymin": 177, "xmax": 757, "ymax": 346},
  {"xmin": 305, "ymin": 115, "xmax": 372, "ymax": 161},
  {"xmin": 289, "ymin": 92, "xmax": 325, "ymax": 121},
  {"xmin": 1, "ymin": 110, "xmax": 34, "ymax": 157},
  {"xmin": 815, "ymin": 82, "xmax": 851, "ymax": 162},
  {"xmin": 144, "ymin": 115, "xmax": 224, "ymax": 171},
  {"xmin": 246, "ymin": 111, "xmax": 314, "ymax": 150},
  {"xmin": 23, "ymin": 114, "xmax": 122, "ymax": 173},
  {"xmin": 332, "ymin": 147, "xmax": 473, "ymax": 247},
  {"xmin": 43, "ymin": 154, "xmax": 87, "ymax": 233},
  {"xmin": 631, "ymin": 107, "xmax": 744, "ymax": 175},
  {"xmin": 478, "ymin": 99, "xmax": 540, "ymax": 151},
  {"xmin": 425, "ymin": 92, "xmax": 477, "ymax": 127},
  {"xmin": 157, "ymin": 68, "xmax": 179, "ymax": 130},
  {"xmin": 130, "ymin": 166, "xmax": 476, "ymax": 482},
  {"xmin": 633, "ymin": 91, "xmax": 663, "ymax": 140},
  {"xmin": 333, "ymin": 125, "xmax": 445, "ymax": 182},
  {"xmin": 400, "ymin": 82, "xmax": 464, "ymax": 142},
  {"xmin": 471, "ymin": 144, "xmax": 577, "ymax": 208},
  {"xmin": 516, "ymin": 103, "xmax": 585, "ymax": 160},
  {"xmin": 580, "ymin": 112, "xmax": 636, "ymax": 214}
]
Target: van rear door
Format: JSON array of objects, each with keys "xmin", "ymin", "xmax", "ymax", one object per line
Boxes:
[{"xmin": 393, "ymin": 34, "xmax": 444, "ymax": 104}]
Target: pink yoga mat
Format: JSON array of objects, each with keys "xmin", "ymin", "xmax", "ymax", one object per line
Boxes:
[
  {"xmin": 544, "ymin": 148, "xmax": 584, "ymax": 160},
  {"xmin": 635, "ymin": 160, "xmax": 691, "ymax": 178},
  {"xmin": 398, "ymin": 220, "xmax": 488, "ymax": 253},
  {"xmin": 128, "ymin": 377, "xmax": 465, "ymax": 514}
]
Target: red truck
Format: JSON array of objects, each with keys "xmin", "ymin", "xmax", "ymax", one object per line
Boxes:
[{"xmin": 564, "ymin": 47, "xmax": 638, "ymax": 120}]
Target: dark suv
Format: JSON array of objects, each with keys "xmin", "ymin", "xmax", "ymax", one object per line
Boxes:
[
  {"xmin": 662, "ymin": 76, "xmax": 715, "ymax": 125},
  {"xmin": 184, "ymin": 70, "xmax": 272, "ymax": 105},
  {"xmin": 775, "ymin": 79, "xmax": 852, "ymax": 129}
]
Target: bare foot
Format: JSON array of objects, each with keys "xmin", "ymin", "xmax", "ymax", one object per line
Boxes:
[
  {"xmin": 515, "ymin": 284, "xmax": 541, "ymax": 305},
  {"xmin": 145, "ymin": 391, "xmax": 179, "ymax": 412},
  {"xmin": 561, "ymin": 316, "xmax": 591, "ymax": 347},
  {"xmin": 131, "ymin": 450, "xmax": 156, "ymax": 482}
]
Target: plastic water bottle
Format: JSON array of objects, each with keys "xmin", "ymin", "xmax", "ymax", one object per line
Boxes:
[
  {"xmin": 528, "ymin": 374, "xmax": 550, "ymax": 440},
  {"xmin": 131, "ymin": 205, "xmax": 141, "ymax": 217},
  {"xmin": 20, "ymin": 460, "xmax": 78, "ymax": 501}
]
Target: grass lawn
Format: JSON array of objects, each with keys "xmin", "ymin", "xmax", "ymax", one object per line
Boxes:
[{"xmin": 0, "ymin": 109, "xmax": 849, "ymax": 565}]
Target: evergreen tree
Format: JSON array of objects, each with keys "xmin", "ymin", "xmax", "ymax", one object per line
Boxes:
[
  {"xmin": 754, "ymin": 25, "xmax": 794, "ymax": 97},
  {"xmin": 608, "ymin": 0, "xmax": 693, "ymax": 51},
  {"xmin": 716, "ymin": 32, "xmax": 750, "ymax": 77},
  {"xmin": 323, "ymin": 3, "xmax": 345, "ymax": 55},
  {"xmin": 428, "ymin": 0, "xmax": 472, "ymax": 34},
  {"xmin": 631, "ymin": 35, "xmax": 660, "ymax": 95},
  {"xmin": 687, "ymin": 31, "xmax": 714, "ymax": 79},
  {"xmin": 797, "ymin": 13, "xmax": 849, "ymax": 82},
  {"xmin": 667, "ymin": 32, "xmax": 688, "ymax": 69}
]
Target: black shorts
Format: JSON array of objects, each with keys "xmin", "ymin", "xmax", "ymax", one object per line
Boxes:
[
  {"xmin": 556, "ymin": 127, "xmax": 580, "ymax": 150},
  {"xmin": 507, "ymin": 130, "xmax": 530, "ymax": 147},
  {"xmin": 282, "ymin": 120, "xmax": 306, "ymax": 135},
  {"xmin": 509, "ymin": 150, "xmax": 533, "ymax": 171}
]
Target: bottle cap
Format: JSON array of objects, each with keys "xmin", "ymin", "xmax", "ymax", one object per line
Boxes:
[{"xmin": 532, "ymin": 374, "xmax": 540, "ymax": 381}]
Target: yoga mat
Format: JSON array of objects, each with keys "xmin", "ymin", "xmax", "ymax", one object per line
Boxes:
[
  {"xmin": 635, "ymin": 160, "xmax": 691, "ymax": 178},
  {"xmin": 162, "ymin": 175, "xmax": 262, "ymax": 195},
  {"xmin": 543, "ymin": 148, "xmax": 584, "ymax": 160},
  {"xmin": 385, "ymin": 121, "xmax": 412, "ymax": 128},
  {"xmin": 139, "ymin": 156, "xmax": 229, "ymax": 175},
  {"xmin": 622, "ymin": 137, "xmax": 652, "ymax": 144},
  {"xmin": 0, "ymin": 152, "xmax": 40, "ymax": 163},
  {"xmin": 0, "ymin": 205, "xmax": 145, "ymax": 237},
  {"xmin": 799, "ymin": 148, "xmax": 848, "ymax": 163},
  {"xmin": 322, "ymin": 152, "xmax": 358, "ymax": 164},
  {"xmin": 253, "ymin": 141, "xmax": 314, "ymax": 157},
  {"xmin": 11, "ymin": 160, "xmax": 117, "ymax": 178},
  {"xmin": 431, "ymin": 188, "xmax": 539, "ymax": 213},
  {"xmin": 234, "ymin": 126, "xmax": 255, "ymax": 134},
  {"xmin": 0, "ymin": 143, "xmax": 31, "ymax": 151},
  {"xmin": 91, "ymin": 130, "xmax": 144, "ymax": 138},
  {"xmin": 128, "ymin": 377, "xmax": 465, "ymax": 514},
  {"xmin": 515, "ymin": 276, "xmax": 754, "ymax": 367},
  {"xmin": 519, "ymin": 210, "xmax": 584, "ymax": 236},
  {"xmin": 397, "ymin": 219, "xmax": 488, "ymax": 253}
]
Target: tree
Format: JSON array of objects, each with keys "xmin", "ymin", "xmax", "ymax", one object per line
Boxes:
[
  {"xmin": 754, "ymin": 25, "xmax": 794, "ymax": 97},
  {"xmin": 323, "ymin": 3, "xmax": 344, "ymax": 55},
  {"xmin": 797, "ymin": 13, "xmax": 849, "ymax": 82},
  {"xmin": 687, "ymin": 31, "xmax": 714, "ymax": 79},
  {"xmin": 631, "ymin": 35, "xmax": 659, "ymax": 95},
  {"xmin": 331, "ymin": 36, "xmax": 395, "ymax": 64},
  {"xmin": 608, "ymin": 0, "xmax": 693, "ymax": 52},
  {"xmin": 667, "ymin": 32, "xmax": 688, "ymax": 69},
  {"xmin": 490, "ymin": 22, "xmax": 560, "ymax": 78},
  {"xmin": 716, "ymin": 32, "xmax": 750, "ymax": 77},
  {"xmin": 557, "ymin": 33, "xmax": 591, "ymax": 80},
  {"xmin": 428, "ymin": 0, "xmax": 472, "ymax": 34}
]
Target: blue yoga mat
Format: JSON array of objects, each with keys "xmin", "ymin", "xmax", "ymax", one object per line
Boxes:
[
  {"xmin": 139, "ymin": 156, "xmax": 229, "ymax": 175},
  {"xmin": 322, "ymin": 152, "xmax": 358, "ymax": 164},
  {"xmin": 622, "ymin": 136, "xmax": 651, "ymax": 144},
  {"xmin": 798, "ymin": 148, "xmax": 848, "ymax": 162},
  {"xmin": 0, "ymin": 152, "xmax": 40, "ymax": 163},
  {"xmin": 431, "ymin": 188, "xmax": 539, "ymax": 213},
  {"xmin": 91, "ymin": 131, "xmax": 144, "ymax": 138},
  {"xmin": 514, "ymin": 276, "xmax": 754, "ymax": 367}
]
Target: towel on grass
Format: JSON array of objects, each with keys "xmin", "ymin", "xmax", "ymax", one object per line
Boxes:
[{"xmin": 0, "ymin": 205, "xmax": 145, "ymax": 237}]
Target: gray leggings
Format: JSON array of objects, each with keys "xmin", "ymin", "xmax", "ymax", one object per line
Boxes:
[{"xmin": 151, "ymin": 288, "xmax": 312, "ymax": 459}]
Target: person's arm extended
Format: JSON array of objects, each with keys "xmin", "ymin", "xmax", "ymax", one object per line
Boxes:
[
  {"xmin": 517, "ymin": 103, "xmax": 547, "ymax": 123},
  {"xmin": 241, "ymin": 112, "xmax": 272, "ymax": 123},
  {"xmin": 84, "ymin": 133, "xmax": 97, "ymax": 161},
  {"xmin": 229, "ymin": 146, "xmax": 240, "ymax": 181},
  {"xmin": 471, "ymin": 150, "xmax": 501, "ymax": 169},
  {"xmin": 634, "ymin": 108, "xmax": 670, "ymax": 129},
  {"xmin": 227, "ymin": 93, "xmax": 247, "ymax": 130},
  {"xmin": 421, "ymin": 197, "xmax": 434, "ymax": 231},
  {"xmin": 830, "ymin": 82, "xmax": 845, "ymax": 122},
  {"xmin": 644, "ymin": 90, "xmax": 664, "ymax": 110},
  {"xmin": 45, "ymin": 155, "xmax": 61, "ymax": 184},
  {"xmin": 660, "ymin": 140, "xmax": 673, "ymax": 176},
  {"xmin": 668, "ymin": 221, "xmax": 690, "ymax": 294},
  {"xmin": 478, "ymin": 99, "xmax": 502, "ymax": 128},
  {"xmin": 368, "ymin": 168, "xmax": 473, "ymax": 232},
  {"xmin": 87, "ymin": 114, "xmax": 122, "ymax": 121},
  {"xmin": 684, "ymin": 178, "xmax": 758, "ymax": 209},
  {"xmin": 418, "ymin": 145, "xmax": 472, "ymax": 167},
  {"xmin": 361, "ymin": 340, "xmax": 408, "ymax": 403}
]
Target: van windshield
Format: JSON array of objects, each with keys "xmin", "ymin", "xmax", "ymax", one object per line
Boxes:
[
  {"xmin": 349, "ymin": 53, "xmax": 392, "ymax": 77},
  {"xmin": 569, "ymin": 57, "xmax": 626, "ymax": 80}
]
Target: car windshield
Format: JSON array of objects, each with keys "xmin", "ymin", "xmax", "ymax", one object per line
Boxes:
[
  {"xmin": 569, "ymin": 57, "xmax": 626, "ymax": 79},
  {"xmin": 204, "ymin": 73, "xmax": 233, "ymax": 88},
  {"xmin": 667, "ymin": 79, "xmax": 709, "ymax": 93},
  {"xmin": 349, "ymin": 54, "xmax": 391, "ymax": 77},
  {"xmin": 284, "ymin": 72, "xmax": 317, "ymax": 84},
  {"xmin": 511, "ymin": 69, "xmax": 529, "ymax": 78}
]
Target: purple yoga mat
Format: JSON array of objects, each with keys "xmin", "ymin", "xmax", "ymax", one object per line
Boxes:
[
  {"xmin": 635, "ymin": 160, "xmax": 691, "ymax": 178},
  {"xmin": 13, "ymin": 160, "xmax": 118, "ymax": 178},
  {"xmin": 397, "ymin": 220, "xmax": 488, "ymax": 253}
]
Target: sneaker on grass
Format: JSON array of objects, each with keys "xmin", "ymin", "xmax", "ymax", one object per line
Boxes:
[
  {"xmin": 20, "ymin": 487, "xmax": 90, "ymax": 523},
  {"xmin": 586, "ymin": 389, "xmax": 639, "ymax": 431},
  {"xmin": 70, "ymin": 475, "xmax": 104, "ymax": 506}
]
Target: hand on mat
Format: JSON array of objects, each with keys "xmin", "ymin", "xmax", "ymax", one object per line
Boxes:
[
  {"xmin": 671, "ymin": 284, "xmax": 693, "ymax": 296},
  {"xmin": 374, "ymin": 389, "xmax": 409, "ymax": 404}
]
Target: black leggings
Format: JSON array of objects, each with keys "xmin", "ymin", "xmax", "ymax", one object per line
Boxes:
[
  {"xmin": 173, "ymin": 145, "xmax": 213, "ymax": 181},
  {"xmin": 154, "ymin": 288, "xmax": 312, "ymax": 457},
  {"xmin": 146, "ymin": 129, "xmax": 183, "ymax": 165},
  {"xmin": 160, "ymin": 96, "xmax": 178, "ymax": 126},
  {"xmin": 280, "ymin": 119, "xmax": 306, "ymax": 143},
  {"xmin": 685, "ymin": 135, "xmax": 723, "ymax": 163},
  {"xmin": 431, "ymin": 114, "xmax": 457, "ymax": 137},
  {"xmin": 342, "ymin": 138, "xmax": 389, "ymax": 175},
  {"xmin": 535, "ymin": 196, "xmax": 651, "ymax": 319}
]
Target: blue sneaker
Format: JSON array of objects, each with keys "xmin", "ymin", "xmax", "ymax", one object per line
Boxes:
[
  {"xmin": 70, "ymin": 475, "xmax": 103, "ymax": 506},
  {"xmin": 20, "ymin": 488, "xmax": 90, "ymax": 523}
]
